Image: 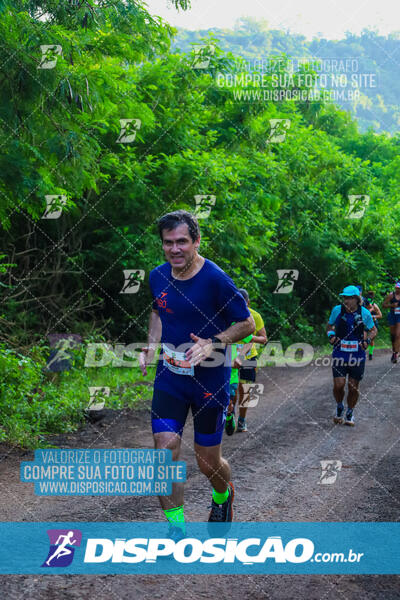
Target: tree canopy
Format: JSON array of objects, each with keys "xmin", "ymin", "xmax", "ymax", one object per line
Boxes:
[{"xmin": 1, "ymin": 2, "xmax": 399, "ymax": 350}]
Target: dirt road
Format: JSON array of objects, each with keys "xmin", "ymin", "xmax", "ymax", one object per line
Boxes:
[{"xmin": 1, "ymin": 350, "xmax": 399, "ymax": 599}]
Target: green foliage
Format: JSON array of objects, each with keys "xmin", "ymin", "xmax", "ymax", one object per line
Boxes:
[
  {"xmin": 1, "ymin": 8, "xmax": 400, "ymax": 346},
  {"xmin": 174, "ymin": 19, "xmax": 400, "ymax": 133},
  {"xmin": 0, "ymin": 4, "xmax": 400, "ymax": 447},
  {"xmin": 0, "ymin": 344, "xmax": 77, "ymax": 447},
  {"xmin": 0, "ymin": 342, "xmax": 154, "ymax": 447}
]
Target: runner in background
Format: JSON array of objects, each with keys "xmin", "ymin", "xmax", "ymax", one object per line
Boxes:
[
  {"xmin": 225, "ymin": 332, "xmax": 253, "ymax": 436},
  {"xmin": 383, "ymin": 281, "xmax": 400, "ymax": 363},
  {"xmin": 364, "ymin": 291, "xmax": 382, "ymax": 360},
  {"xmin": 356, "ymin": 284, "xmax": 366, "ymax": 307},
  {"xmin": 234, "ymin": 289, "xmax": 267, "ymax": 432},
  {"xmin": 327, "ymin": 285, "xmax": 376, "ymax": 426}
]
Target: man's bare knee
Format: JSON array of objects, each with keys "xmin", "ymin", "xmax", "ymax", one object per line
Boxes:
[
  {"xmin": 348, "ymin": 378, "xmax": 360, "ymax": 391},
  {"xmin": 154, "ymin": 432, "xmax": 181, "ymax": 460},
  {"xmin": 195, "ymin": 447, "xmax": 222, "ymax": 479},
  {"xmin": 333, "ymin": 379, "xmax": 345, "ymax": 391},
  {"xmin": 197, "ymin": 455, "xmax": 220, "ymax": 478}
]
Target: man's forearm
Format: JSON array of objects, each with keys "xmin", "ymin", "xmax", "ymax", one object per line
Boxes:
[
  {"xmin": 252, "ymin": 334, "xmax": 266, "ymax": 344},
  {"xmin": 214, "ymin": 317, "xmax": 255, "ymax": 345},
  {"xmin": 147, "ymin": 310, "xmax": 162, "ymax": 346}
]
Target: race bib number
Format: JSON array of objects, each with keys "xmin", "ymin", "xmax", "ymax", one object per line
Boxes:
[
  {"xmin": 394, "ymin": 307, "xmax": 400, "ymax": 315},
  {"xmin": 163, "ymin": 344, "xmax": 194, "ymax": 376},
  {"xmin": 340, "ymin": 340, "xmax": 359, "ymax": 352}
]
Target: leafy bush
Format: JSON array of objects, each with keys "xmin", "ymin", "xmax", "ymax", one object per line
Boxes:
[{"xmin": 0, "ymin": 343, "xmax": 154, "ymax": 448}]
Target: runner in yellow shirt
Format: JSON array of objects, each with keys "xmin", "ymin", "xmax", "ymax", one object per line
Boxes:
[
  {"xmin": 234, "ymin": 289, "xmax": 267, "ymax": 432},
  {"xmin": 225, "ymin": 332, "xmax": 253, "ymax": 436}
]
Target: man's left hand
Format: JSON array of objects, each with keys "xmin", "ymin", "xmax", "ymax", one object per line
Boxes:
[{"xmin": 185, "ymin": 333, "xmax": 214, "ymax": 366}]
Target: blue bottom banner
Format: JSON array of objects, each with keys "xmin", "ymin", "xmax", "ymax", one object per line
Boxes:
[{"xmin": 0, "ymin": 522, "xmax": 399, "ymax": 574}]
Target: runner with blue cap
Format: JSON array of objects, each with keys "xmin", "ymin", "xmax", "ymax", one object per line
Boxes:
[
  {"xmin": 382, "ymin": 281, "xmax": 400, "ymax": 363},
  {"xmin": 326, "ymin": 285, "xmax": 377, "ymax": 426}
]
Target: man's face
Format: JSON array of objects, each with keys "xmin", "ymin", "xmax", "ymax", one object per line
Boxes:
[
  {"xmin": 342, "ymin": 296, "xmax": 358, "ymax": 312},
  {"xmin": 161, "ymin": 223, "xmax": 200, "ymax": 271}
]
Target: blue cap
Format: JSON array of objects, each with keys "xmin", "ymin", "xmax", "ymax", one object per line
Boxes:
[{"xmin": 339, "ymin": 285, "xmax": 361, "ymax": 297}]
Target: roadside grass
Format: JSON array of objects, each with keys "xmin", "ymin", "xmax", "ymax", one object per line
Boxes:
[
  {"xmin": 0, "ymin": 333, "xmax": 392, "ymax": 448},
  {"xmin": 0, "ymin": 343, "xmax": 156, "ymax": 449}
]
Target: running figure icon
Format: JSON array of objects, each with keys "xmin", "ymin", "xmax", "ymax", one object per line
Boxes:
[
  {"xmin": 274, "ymin": 269, "xmax": 299, "ymax": 294},
  {"xmin": 45, "ymin": 531, "xmax": 77, "ymax": 566}
]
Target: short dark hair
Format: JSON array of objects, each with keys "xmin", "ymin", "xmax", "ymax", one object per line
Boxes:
[
  {"xmin": 157, "ymin": 210, "xmax": 200, "ymax": 243},
  {"xmin": 238, "ymin": 288, "xmax": 249, "ymax": 303}
]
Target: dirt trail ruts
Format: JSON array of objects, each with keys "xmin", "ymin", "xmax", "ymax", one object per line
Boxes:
[{"xmin": 1, "ymin": 349, "xmax": 399, "ymax": 599}]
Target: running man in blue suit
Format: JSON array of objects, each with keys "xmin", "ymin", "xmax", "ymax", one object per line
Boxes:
[{"xmin": 326, "ymin": 285, "xmax": 376, "ymax": 426}]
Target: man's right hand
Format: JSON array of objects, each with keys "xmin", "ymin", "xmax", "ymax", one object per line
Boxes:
[
  {"xmin": 329, "ymin": 335, "xmax": 340, "ymax": 346},
  {"xmin": 139, "ymin": 347, "xmax": 155, "ymax": 376}
]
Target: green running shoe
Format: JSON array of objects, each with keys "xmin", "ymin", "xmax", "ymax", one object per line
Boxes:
[
  {"xmin": 225, "ymin": 413, "xmax": 235, "ymax": 436},
  {"xmin": 208, "ymin": 482, "xmax": 234, "ymax": 522}
]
